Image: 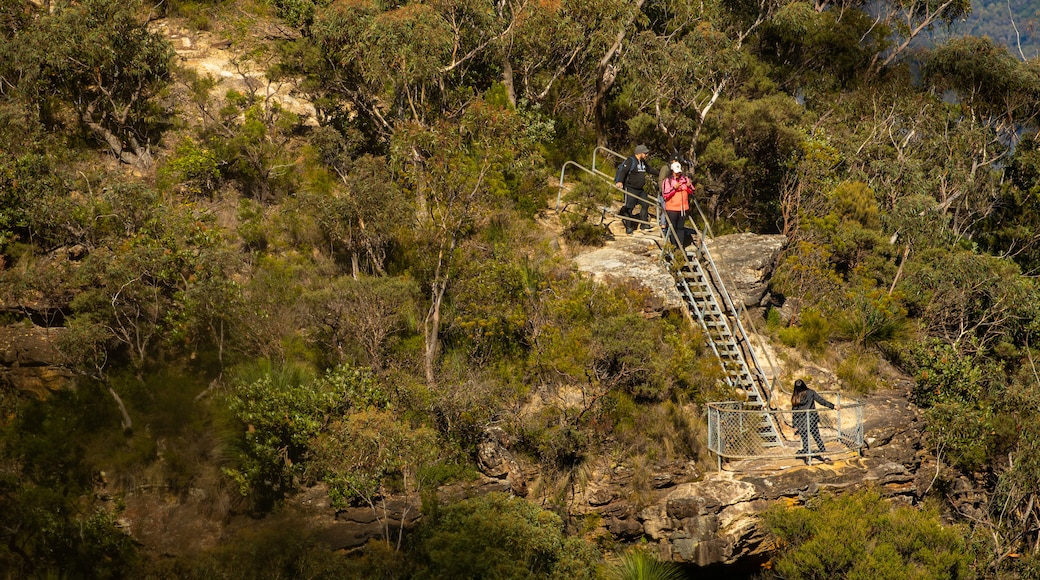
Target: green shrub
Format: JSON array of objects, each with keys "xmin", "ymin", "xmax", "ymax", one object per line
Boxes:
[
  {"xmin": 220, "ymin": 360, "xmax": 338, "ymax": 503},
  {"xmin": 309, "ymin": 408, "xmax": 440, "ymax": 508},
  {"xmin": 902, "ymin": 340, "xmax": 987, "ymax": 408},
  {"xmin": 159, "ymin": 138, "xmax": 221, "ymax": 197},
  {"xmin": 561, "ymin": 211, "xmax": 609, "ymax": 246},
  {"xmin": 898, "ymin": 340, "xmax": 1002, "ymax": 470},
  {"xmin": 829, "ymin": 181, "xmax": 880, "ymax": 230},
  {"xmin": 835, "ymin": 289, "xmax": 909, "ymax": 347},
  {"xmin": 409, "ymin": 493, "xmax": 600, "ymax": 579},
  {"xmin": 763, "ymin": 489, "xmax": 972, "ymax": 579},
  {"xmin": 765, "ymin": 306, "xmax": 784, "ymax": 332},
  {"xmin": 771, "ymin": 241, "xmax": 846, "ymax": 313},
  {"xmin": 778, "ymin": 308, "xmax": 831, "ymax": 352},
  {"xmin": 448, "ymin": 259, "xmax": 530, "ymax": 361},
  {"xmin": 558, "ymin": 175, "xmax": 614, "ymax": 246},
  {"xmin": 835, "ymin": 353, "xmax": 880, "ymax": 394},
  {"xmin": 604, "ymin": 547, "xmax": 684, "ymax": 580}
]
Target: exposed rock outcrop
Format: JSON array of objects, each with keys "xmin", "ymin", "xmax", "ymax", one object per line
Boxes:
[
  {"xmin": 573, "ymin": 234, "xmax": 683, "ymax": 311},
  {"xmin": 704, "ymin": 233, "xmax": 786, "ymax": 308},
  {"xmin": 477, "ymin": 426, "xmax": 528, "ymax": 496},
  {"xmin": 579, "ymin": 387, "xmax": 924, "ymax": 565},
  {"xmin": 0, "ymin": 325, "xmax": 74, "ymax": 397},
  {"xmin": 572, "ymin": 232, "xmax": 787, "ymax": 314},
  {"xmin": 156, "ymin": 20, "xmax": 318, "ymax": 126}
]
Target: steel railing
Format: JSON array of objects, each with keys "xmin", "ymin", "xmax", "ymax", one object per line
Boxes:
[
  {"xmin": 706, "ymin": 392, "xmax": 864, "ymax": 470},
  {"xmin": 556, "ymin": 148, "xmax": 662, "ymax": 233}
]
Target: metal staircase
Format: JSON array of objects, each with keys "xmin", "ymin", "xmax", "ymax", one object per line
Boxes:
[
  {"xmin": 666, "ymin": 236, "xmax": 783, "ymax": 448},
  {"xmin": 558, "ymin": 147, "xmax": 783, "ymax": 451}
]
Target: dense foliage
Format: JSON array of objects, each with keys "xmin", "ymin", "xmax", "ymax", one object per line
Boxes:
[
  {"xmin": 1, "ymin": 0, "xmax": 1039, "ymax": 576},
  {"xmin": 764, "ymin": 489, "xmax": 972, "ymax": 579}
]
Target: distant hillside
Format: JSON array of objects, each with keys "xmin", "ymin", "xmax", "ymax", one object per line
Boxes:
[{"xmin": 954, "ymin": 0, "xmax": 1040, "ymax": 59}]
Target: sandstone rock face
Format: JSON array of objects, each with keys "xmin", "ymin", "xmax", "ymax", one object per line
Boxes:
[
  {"xmin": 703, "ymin": 233, "xmax": 787, "ymax": 308},
  {"xmin": 0, "ymin": 325, "xmax": 74, "ymax": 397},
  {"xmin": 572, "ymin": 232, "xmax": 787, "ymax": 314},
  {"xmin": 582, "ymin": 387, "xmax": 924, "ymax": 565},
  {"xmin": 573, "ymin": 235, "xmax": 684, "ymax": 311}
]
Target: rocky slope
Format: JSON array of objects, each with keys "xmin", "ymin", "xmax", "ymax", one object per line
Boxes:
[{"xmin": 0, "ymin": 20, "xmax": 935, "ymax": 566}]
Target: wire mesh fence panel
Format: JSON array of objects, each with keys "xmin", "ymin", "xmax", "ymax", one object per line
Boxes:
[{"xmin": 706, "ymin": 393, "xmax": 864, "ymax": 468}]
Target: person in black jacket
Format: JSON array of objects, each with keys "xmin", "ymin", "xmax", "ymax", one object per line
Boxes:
[
  {"xmin": 791, "ymin": 379, "xmax": 839, "ymax": 464},
  {"xmin": 614, "ymin": 145, "xmax": 659, "ymax": 234}
]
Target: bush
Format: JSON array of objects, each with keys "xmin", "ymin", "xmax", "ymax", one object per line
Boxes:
[
  {"xmin": 408, "ymin": 493, "xmax": 600, "ymax": 579},
  {"xmin": 763, "ymin": 489, "xmax": 972, "ymax": 579},
  {"xmin": 561, "ymin": 211, "xmax": 610, "ymax": 246},
  {"xmin": 604, "ymin": 547, "xmax": 683, "ymax": 580},
  {"xmin": 159, "ymin": 138, "xmax": 221, "ymax": 197},
  {"xmin": 309, "ymin": 409, "xmax": 440, "ymax": 508},
  {"xmin": 771, "ymin": 241, "xmax": 846, "ymax": 314},
  {"xmin": 835, "ymin": 352, "xmax": 881, "ymax": 394},
  {"xmin": 220, "ymin": 360, "xmax": 341, "ymax": 504},
  {"xmin": 778, "ymin": 308, "xmax": 831, "ymax": 352},
  {"xmin": 835, "ymin": 289, "xmax": 909, "ymax": 347}
]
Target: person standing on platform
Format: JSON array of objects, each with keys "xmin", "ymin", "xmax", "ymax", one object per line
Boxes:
[{"xmin": 791, "ymin": 379, "xmax": 839, "ymax": 464}]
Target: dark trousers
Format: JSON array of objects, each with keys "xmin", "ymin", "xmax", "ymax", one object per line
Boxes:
[
  {"xmin": 665, "ymin": 210, "xmax": 689, "ymax": 246},
  {"xmin": 795, "ymin": 412, "xmax": 826, "ymax": 455},
  {"xmin": 622, "ymin": 189, "xmax": 651, "ymax": 231}
]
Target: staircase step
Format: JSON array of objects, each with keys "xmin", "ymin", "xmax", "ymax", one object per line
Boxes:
[{"xmin": 672, "ymin": 237, "xmax": 784, "ymax": 452}]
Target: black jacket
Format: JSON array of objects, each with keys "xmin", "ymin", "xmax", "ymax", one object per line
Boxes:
[
  {"xmin": 793, "ymin": 389, "xmax": 835, "ymax": 411},
  {"xmin": 614, "ymin": 156, "xmax": 658, "ymax": 192}
]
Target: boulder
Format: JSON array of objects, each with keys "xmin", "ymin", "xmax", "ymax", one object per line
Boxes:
[
  {"xmin": 476, "ymin": 427, "xmax": 528, "ymax": 496},
  {"xmin": 0, "ymin": 325, "xmax": 74, "ymax": 397},
  {"xmin": 704, "ymin": 233, "xmax": 787, "ymax": 308}
]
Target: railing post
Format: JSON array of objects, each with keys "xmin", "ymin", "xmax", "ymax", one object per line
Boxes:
[{"xmin": 707, "ymin": 395, "xmax": 863, "ymax": 469}]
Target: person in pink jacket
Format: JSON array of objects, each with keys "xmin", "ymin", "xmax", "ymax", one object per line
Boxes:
[{"xmin": 660, "ymin": 159, "xmax": 694, "ymax": 247}]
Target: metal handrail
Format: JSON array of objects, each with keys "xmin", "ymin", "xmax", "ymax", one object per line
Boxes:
[
  {"xmin": 706, "ymin": 393, "xmax": 864, "ymax": 470},
  {"xmin": 691, "ymin": 237, "xmax": 776, "ymax": 405},
  {"xmin": 592, "ymin": 146, "xmax": 626, "ymax": 172},
  {"xmin": 555, "ymin": 160, "xmax": 616, "ymax": 211},
  {"xmin": 556, "ymin": 157, "xmax": 664, "ymax": 234}
]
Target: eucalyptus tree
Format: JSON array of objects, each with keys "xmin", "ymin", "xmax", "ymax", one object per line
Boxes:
[
  {"xmin": 390, "ymin": 100, "xmax": 544, "ymax": 386},
  {"xmin": 289, "ymin": 0, "xmax": 483, "ymax": 143},
  {"xmin": 298, "ymin": 152, "xmax": 407, "ymax": 277},
  {"xmin": 286, "ymin": 0, "xmax": 652, "ymax": 147},
  {"xmin": 869, "ymin": 0, "xmax": 973, "ymax": 71},
  {"xmin": 0, "ymin": 0, "xmax": 172, "ymax": 166}
]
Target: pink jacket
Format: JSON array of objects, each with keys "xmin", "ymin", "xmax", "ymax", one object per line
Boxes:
[{"xmin": 661, "ymin": 175, "xmax": 693, "ymax": 212}]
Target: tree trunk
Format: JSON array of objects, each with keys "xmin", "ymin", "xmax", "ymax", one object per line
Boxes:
[
  {"xmin": 107, "ymin": 384, "xmax": 133, "ymax": 435},
  {"xmin": 423, "ymin": 279, "xmax": 446, "ymax": 387},
  {"xmin": 502, "ymin": 54, "xmax": 517, "ymax": 108},
  {"xmin": 423, "ymin": 237, "xmax": 454, "ymax": 386},
  {"xmin": 81, "ymin": 101, "xmax": 152, "ymax": 168},
  {"xmin": 592, "ymin": 0, "xmax": 647, "ymax": 146}
]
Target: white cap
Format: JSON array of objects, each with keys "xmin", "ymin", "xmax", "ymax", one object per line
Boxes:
[{"xmin": 671, "ymin": 161, "xmax": 682, "ymax": 173}]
